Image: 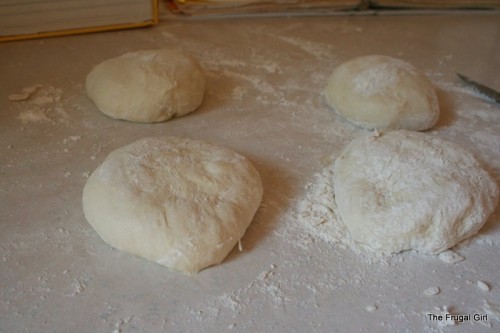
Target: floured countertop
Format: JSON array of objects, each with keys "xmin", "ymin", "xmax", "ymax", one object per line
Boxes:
[{"xmin": 1, "ymin": 13, "xmax": 500, "ymax": 332}]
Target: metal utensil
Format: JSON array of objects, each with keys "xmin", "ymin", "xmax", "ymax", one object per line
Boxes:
[{"xmin": 457, "ymin": 73, "xmax": 500, "ymax": 104}]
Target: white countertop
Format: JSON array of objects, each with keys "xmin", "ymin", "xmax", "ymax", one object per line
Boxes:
[{"xmin": 1, "ymin": 13, "xmax": 500, "ymax": 332}]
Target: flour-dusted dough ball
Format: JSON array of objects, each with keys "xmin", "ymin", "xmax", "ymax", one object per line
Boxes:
[
  {"xmin": 333, "ymin": 130, "xmax": 498, "ymax": 254},
  {"xmin": 82, "ymin": 137, "xmax": 263, "ymax": 274},
  {"xmin": 86, "ymin": 49, "xmax": 206, "ymax": 123},
  {"xmin": 325, "ymin": 55, "xmax": 439, "ymax": 131}
]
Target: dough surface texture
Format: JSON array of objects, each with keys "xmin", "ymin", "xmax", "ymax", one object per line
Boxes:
[
  {"xmin": 325, "ymin": 55, "xmax": 439, "ymax": 131},
  {"xmin": 86, "ymin": 49, "xmax": 205, "ymax": 123},
  {"xmin": 82, "ymin": 137, "xmax": 263, "ymax": 274},
  {"xmin": 333, "ymin": 130, "xmax": 498, "ymax": 254}
]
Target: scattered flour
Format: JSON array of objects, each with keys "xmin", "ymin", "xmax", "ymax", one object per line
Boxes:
[
  {"xmin": 112, "ymin": 316, "xmax": 133, "ymax": 333},
  {"xmin": 424, "ymin": 286, "xmax": 440, "ymax": 296},
  {"xmin": 438, "ymin": 250, "xmax": 465, "ymax": 264},
  {"xmin": 477, "ymin": 280, "xmax": 490, "ymax": 292},
  {"xmin": 66, "ymin": 278, "xmax": 87, "ymax": 297},
  {"xmin": 231, "ymin": 86, "xmax": 248, "ymax": 100},
  {"xmin": 8, "ymin": 84, "xmax": 42, "ymax": 101},
  {"xmin": 212, "ymin": 264, "xmax": 285, "ymax": 315},
  {"xmin": 63, "ymin": 136, "xmax": 82, "ymax": 145},
  {"xmin": 9, "ymin": 84, "xmax": 69, "ymax": 124},
  {"xmin": 294, "ymin": 157, "xmax": 392, "ymax": 262},
  {"xmin": 431, "ymin": 306, "xmax": 456, "ymax": 327},
  {"xmin": 484, "ymin": 300, "xmax": 500, "ymax": 322},
  {"xmin": 222, "ymin": 69, "xmax": 278, "ymax": 96},
  {"xmin": 273, "ymin": 35, "xmax": 333, "ymax": 60},
  {"xmin": 295, "ymin": 163, "xmax": 347, "ymax": 244},
  {"xmin": 65, "ymin": 273, "xmax": 92, "ymax": 297}
]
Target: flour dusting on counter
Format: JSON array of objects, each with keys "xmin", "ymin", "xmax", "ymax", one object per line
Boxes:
[
  {"xmin": 2, "ymin": 14, "xmax": 500, "ymax": 333},
  {"xmin": 438, "ymin": 249, "xmax": 465, "ymax": 264},
  {"xmin": 9, "ymin": 84, "xmax": 69, "ymax": 124},
  {"xmin": 424, "ymin": 286, "xmax": 440, "ymax": 296},
  {"xmin": 477, "ymin": 280, "xmax": 491, "ymax": 292}
]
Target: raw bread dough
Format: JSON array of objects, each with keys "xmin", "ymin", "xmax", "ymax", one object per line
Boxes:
[
  {"xmin": 82, "ymin": 137, "xmax": 263, "ymax": 274},
  {"xmin": 333, "ymin": 130, "xmax": 498, "ymax": 254},
  {"xmin": 86, "ymin": 49, "xmax": 206, "ymax": 123},
  {"xmin": 325, "ymin": 55, "xmax": 439, "ymax": 131}
]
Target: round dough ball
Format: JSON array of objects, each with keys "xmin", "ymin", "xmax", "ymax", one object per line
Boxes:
[
  {"xmin": 82, "ymin": 137, "xmax": 263, "ymax": 274},
  {"xmin": 325, "ymin": 55, "xmax": 439, "ymax": 131},
  {"xmin": 86, "ymin": 49, "xmax": 206, "ymax": 123},
  {"xmin": 333, "ymin": 130, "xmax": 498, "ymax": 254}
]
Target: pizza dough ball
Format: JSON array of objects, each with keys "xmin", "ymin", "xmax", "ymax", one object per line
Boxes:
[
  {"xmin": 325, "ymin": 55, "xmax": 439, "ymax": 131},
  {"xmin": 86, "ymin": 49, "xmax": 206, "ymax": 123},
  {"xmin": 333, "ymin": 130, "xmax": 498, "ymax": 254},
  {"xmin": 82, "ymin": 137, "xmax": 263, "ymax": 274}
]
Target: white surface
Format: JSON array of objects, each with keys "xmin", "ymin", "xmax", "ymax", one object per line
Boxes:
[{"xmin": 1, "ymin": 13, "xmax": 500, "ymax": 332}]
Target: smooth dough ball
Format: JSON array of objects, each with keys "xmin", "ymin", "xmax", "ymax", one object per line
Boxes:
[
  {"xmin": 333, "ymin": 130, "xmax": 498, "ymax": 254},
  {"xmin": 325, "ymin": 55, "xmax": 439, "ymax": 131},
  {"xmin": 82, "ymin": 137, "xmax": 263, "ymax": 274},
  {"xmin": 86, "ymin": 49, "xmax": 206, "ymax": 123}
]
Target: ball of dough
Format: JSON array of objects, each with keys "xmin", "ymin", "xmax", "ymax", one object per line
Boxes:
[
  {"xmin": 325, "ymin": 55, "xmax": 439, "ymax": 131},
  {"xmin": 82, "ymin": 137, "xmax": 263, "ymax": 274},
  {"xmin": 333, "ymin": 130, "xmax": 498, "ymax": 254},
  {"xmin": 86, "ymin": 49, "xmax": 206, "ymax": 123}
]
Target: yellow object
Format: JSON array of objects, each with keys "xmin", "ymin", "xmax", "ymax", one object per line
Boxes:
[{"xmin": 0, "ymin": 0, "xmax": 159, "ymax": 42}]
